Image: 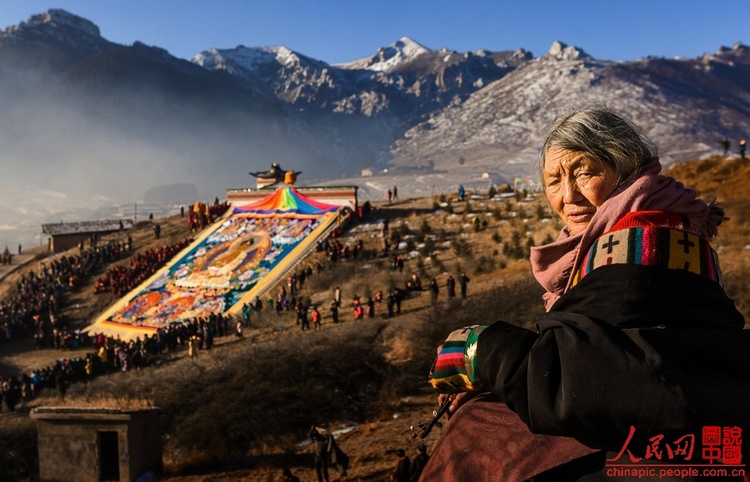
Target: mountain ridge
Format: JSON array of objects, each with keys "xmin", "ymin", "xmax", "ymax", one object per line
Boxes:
[{"xmin": 0, "ymin": 9, "xmax": 748, "ymax": 251}]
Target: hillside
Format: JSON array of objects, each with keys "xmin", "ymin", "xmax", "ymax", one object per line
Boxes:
[
  {"xmin": 665, "ymin": 156, "xmax": 750, "ymax": 318},
  {"xmin": 0, "ymin": 156, "xmax": 748, "ymax": 482}
]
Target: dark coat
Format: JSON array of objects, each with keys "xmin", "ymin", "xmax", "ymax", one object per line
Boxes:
[{"xmin": 476, "ymin": 262, "xmax": 749, "ymax": 451}]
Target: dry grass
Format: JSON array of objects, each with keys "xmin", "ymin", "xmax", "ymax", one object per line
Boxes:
[
  {"xmin": 40, "ymin": 397, "xmax": 156, "ymax": 410},
  {"xmin": 1, "ymin": 157, "xmax": 748, "ymax": 481}
]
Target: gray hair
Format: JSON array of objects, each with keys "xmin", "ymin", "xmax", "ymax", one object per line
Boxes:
[{"xmin": 540, "ymin": 106, "xmax": 658, "ymax": 187}]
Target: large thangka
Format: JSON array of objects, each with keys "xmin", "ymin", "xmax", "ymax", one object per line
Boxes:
[{"xmin": 90, "ymin": 187, "xmax": 342, "ymax": 338}]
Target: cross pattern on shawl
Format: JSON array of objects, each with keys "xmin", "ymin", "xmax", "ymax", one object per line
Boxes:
[
  {"xmin": 601, "ymin": 234, "xmax": 620, "ymax": 264},
  {"xmin": 571, "ymin": 227, "xmax": 724, "ymax": 290},
  {"xmin": 668, "ymin": 230, "xmax": 701, "ymax": 274},
  {"xmin": 675, "ymin": 231, "xmax": 696, "ymax": 271}
]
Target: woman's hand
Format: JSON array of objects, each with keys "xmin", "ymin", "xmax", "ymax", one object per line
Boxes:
[{"xmin": 437, "ymin": 391, "xmax": 479, "ymax": 419}]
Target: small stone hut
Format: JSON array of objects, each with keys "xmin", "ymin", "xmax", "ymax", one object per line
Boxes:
[
  {"xmin": 31, "ymin": 406, "xmax": 162, "ymax": 482},
  {"xmin": 41, "ymin": 219, "xmax": 134, "ymax": 254}
]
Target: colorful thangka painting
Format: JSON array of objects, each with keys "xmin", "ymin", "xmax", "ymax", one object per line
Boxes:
[{"xmin": 92, "ymin": 187, "xmax": 342, "ymax": 336}]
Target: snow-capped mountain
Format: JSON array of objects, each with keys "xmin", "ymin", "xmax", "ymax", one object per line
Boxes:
[
  {"xmin": 1, "ymin": 8, "xmax": 750, "ymax": 237},
  {"xmin": 192, "ymin": 36, "xmax": 532, "ymax": 119},
  {"xmin": 389, "ymin": 41, "xmax": 750, "ymax": 178},
  {"xmin": 193, "ymin": 44, "xmax": 365, "ymax": 111},
  {"xmin": 337, "ymin": 37, "xmax": 432, "ymax": 72},
  {"xmin": 191, "ymin": 32, "xmax": 750, "ymax": 183}
]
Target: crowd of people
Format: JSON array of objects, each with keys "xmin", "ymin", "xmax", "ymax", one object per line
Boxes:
[
  {"xmin": 93, "ymin": 238, "xmax": 192, "ymax": 296},
  {"xmin": 0, "ymin": 310, "xmax": 238, "ymax": 411},
  {"xmin": 0, "ymin": 199, "xmax": 236, "ymax": 412},
  {"xmin": 0, "ymin": 193, "xmax": 466, "ymax": 482},
  {"xmin": 318, "ymin": 236, "xmax": 366, "ymax": 264},
  {"xmin": 0, "ymin": 202, "xmax": 378, "ymax": 407},
  {"xmin": 0, "ymin": 239, "xmax": 132, "ymax": 348},
  {"xmin": 187, "ymin": 199, "xmax": 230, "ymax": 233}
]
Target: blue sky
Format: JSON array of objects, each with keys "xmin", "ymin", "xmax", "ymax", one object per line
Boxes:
[{"xmin": 1, "ymin": 1, "xmax": 748, "ymax": 63}]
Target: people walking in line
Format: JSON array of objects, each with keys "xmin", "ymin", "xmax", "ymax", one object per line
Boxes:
[
  {"xmin": 334, "ymin": 286, "xmax": 342, "ymax": 307},
  {"xmin": 720, "ymin": 137, "xmax": 731, "ymax": 156},
  {"xmin": 188, "ymin": 336, "xmax": 198, "ymax": 358},
  {"xmin": 298, "ymin": 304, "xmax": 310, "ymax": 331},
  {"xmin": 390, "ymin": 448, "xmax": 411, "ymax": 482},
  {"xmin": 429, "ymin": 277, "xmax": 439, "ymax": 304},
  {"xmin": 311, "ymin": 306, "xmax": 321, "ymax": 330},
  {"xmin": 409, "ymin": 444, "xmax": 430, "ymax": 482},
  {"xmin": 353, "ymin": 297, "xmax": 364, "ymax": 320},
  {"xmin": 330, "ymin": 301, "xmax": 339, "ymax": 324},
  {"xmin": 459, "ymin": 272, "xmax": 470, "ymax": 299},
  {"xmin": 446, "ymin": 275, "xmax": 456, "ymax": 298}
]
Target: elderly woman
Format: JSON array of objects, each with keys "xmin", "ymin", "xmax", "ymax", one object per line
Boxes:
[{"xmin": 421, "ymin": 107, "xmax": 749, "ymax": 481}]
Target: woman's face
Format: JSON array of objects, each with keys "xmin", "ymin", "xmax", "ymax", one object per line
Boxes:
[{"xmin": 543, "ymin": 146, "xmax": 618, "ymax": 235}]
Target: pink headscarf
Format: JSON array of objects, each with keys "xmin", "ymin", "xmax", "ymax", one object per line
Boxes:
[{"xmin": 530, "ymin": 158, "xmax": 725, "ymax": 311}]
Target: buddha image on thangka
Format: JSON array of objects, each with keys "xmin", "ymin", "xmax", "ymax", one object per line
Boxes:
[{"xmin": 105, "ymin": 213, "xmax": 325, "ymax": 329}]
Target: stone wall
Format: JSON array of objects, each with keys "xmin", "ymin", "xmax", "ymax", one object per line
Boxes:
[{"xmin": 31, "ymin": 407, "xmax": 162, "ymax": 482}]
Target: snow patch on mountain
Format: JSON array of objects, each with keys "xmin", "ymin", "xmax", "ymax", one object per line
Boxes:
[
  {"xmin": 337, "ymin": 37, "xmax": 431, "ymax": 72},
  {"xmin": 192, "ymin": 45, "xmax": 314, "ymax": 74},
  {"xmin": 193, "ymin": 46, "xmax": 276, "ymax": 74}
]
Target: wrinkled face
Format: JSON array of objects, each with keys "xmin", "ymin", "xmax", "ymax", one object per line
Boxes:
[{"xmin": 543, "ymin": 146, "xmax": 618, "ymax": 235}]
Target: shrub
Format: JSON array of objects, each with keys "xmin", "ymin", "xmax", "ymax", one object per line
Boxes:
[
  {"xmin": 525, "ymin": 236, "xmax": 536, "ymax": 257},
  {"xmin": 451, "ymin": 239, "xmax": 472, "ymax": 258},
  {"xmin": 474, "ymin": 255, "xmax": 496, "ymax": 274},
  {"xmin": 503, "ymin": 230, "xmax": 526, "ymax": 259},
  {"xmin": 432, "ymin": 255, "xmax": 446, "ymax": 273},
  {"xmin": 390, "ymin": 222, "xmax": 412, "ymax": 243},
  {"xmin": 420, "ymin": 237, "xmax": 436, "ymax": 257},
  {"xmin": 416, "ymin": 257, "xmax": 428, "ymax": 277},
  {"xmin": 536, "ymin": 204, "xmax": 549, "ymax": 220}
]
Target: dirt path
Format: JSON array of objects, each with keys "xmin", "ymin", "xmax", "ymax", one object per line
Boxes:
[{"xmin": 0, "ymin": 254, "xmax": 36, "ymax": 281}]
